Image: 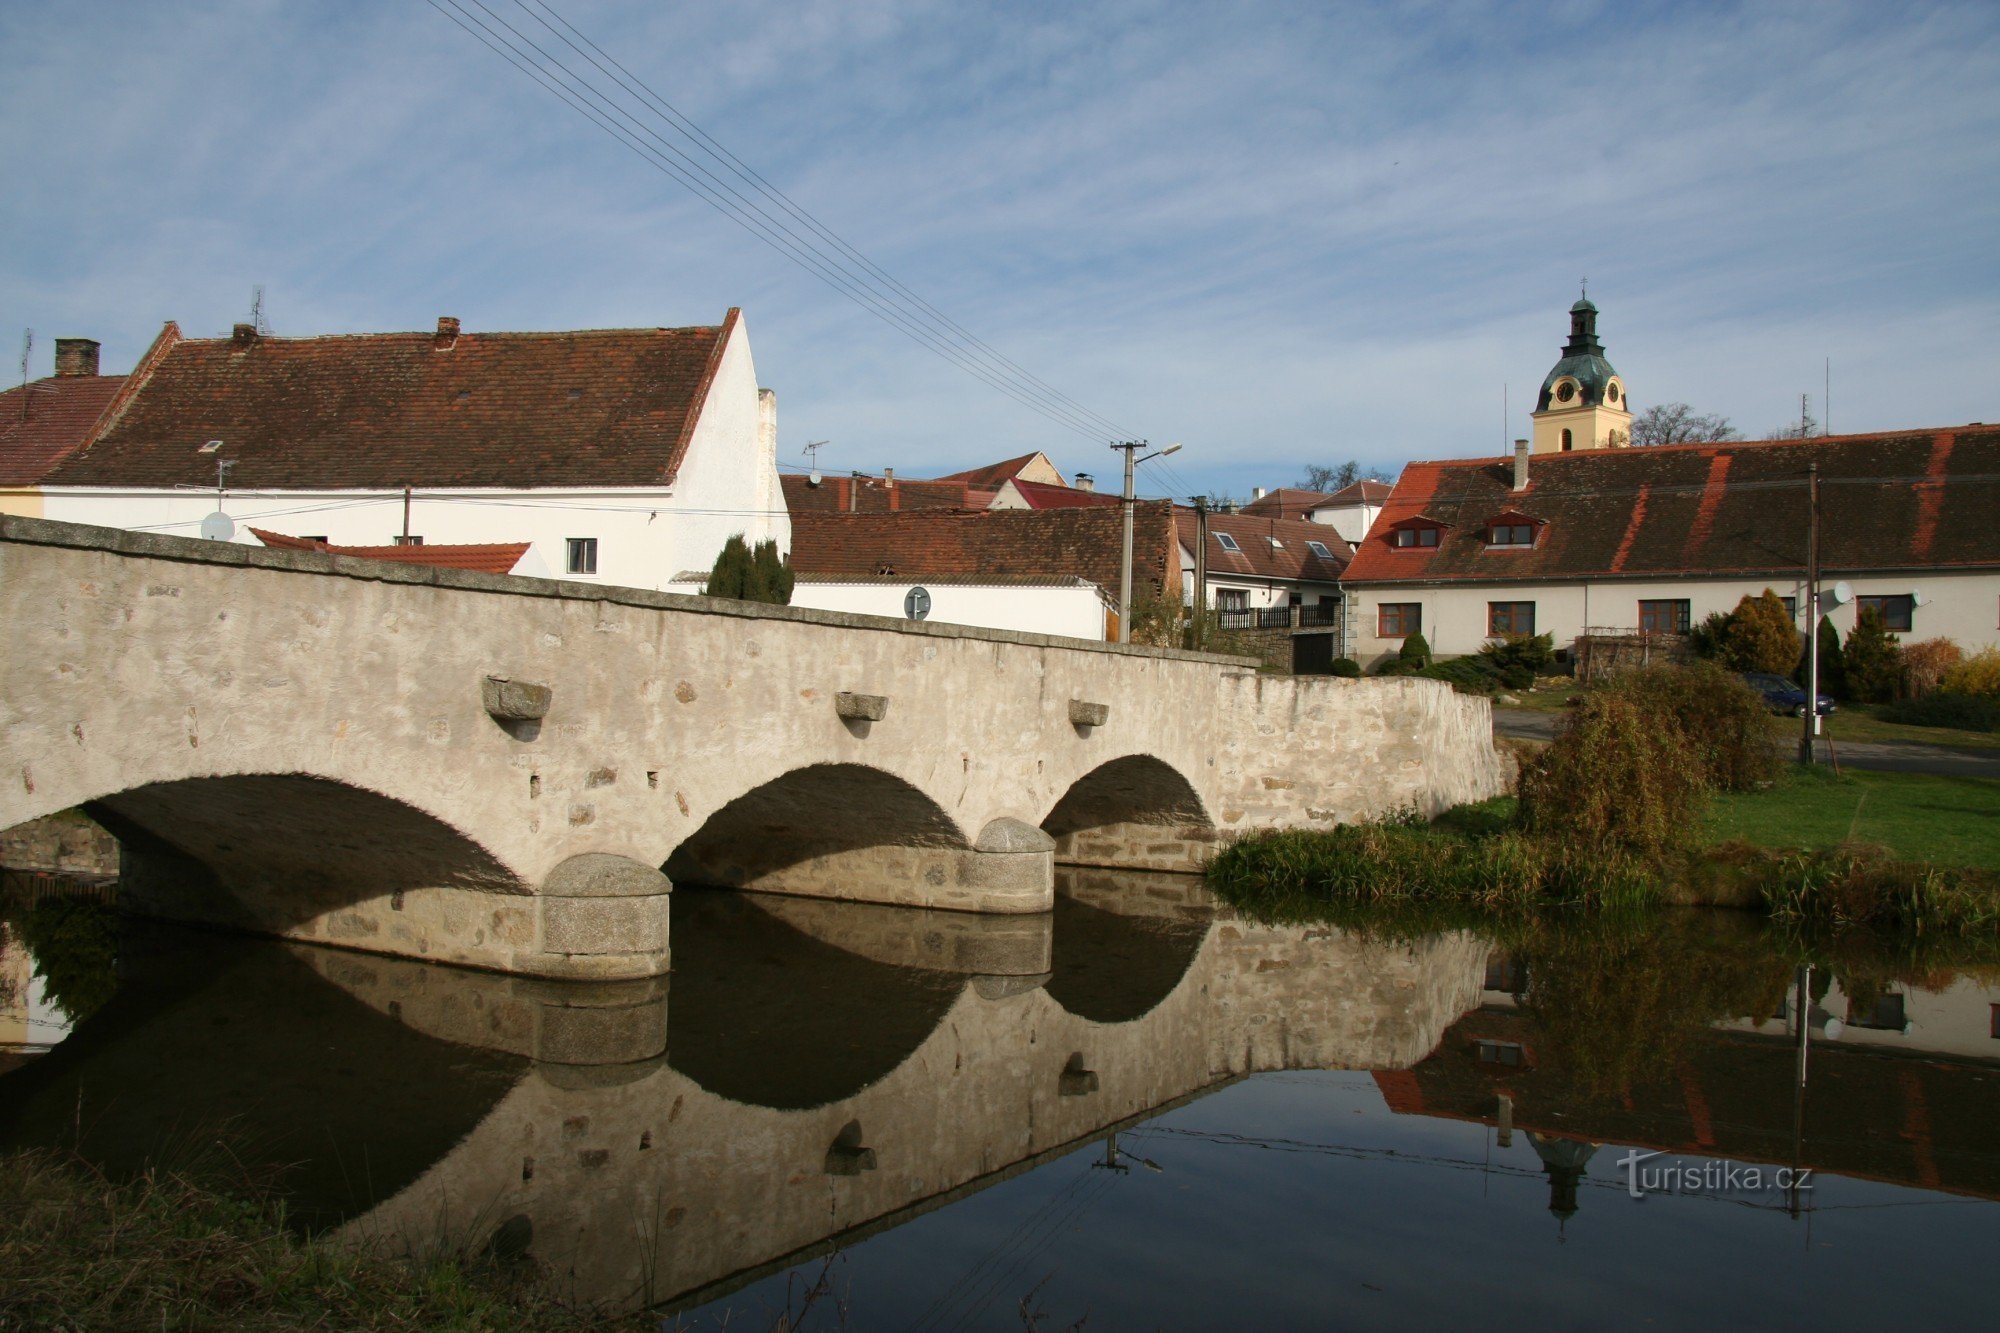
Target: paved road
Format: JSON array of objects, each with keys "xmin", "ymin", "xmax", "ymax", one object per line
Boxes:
[{"xmin": 1492, "ymin": 708, "xmax": 2000, "ymax": 779}]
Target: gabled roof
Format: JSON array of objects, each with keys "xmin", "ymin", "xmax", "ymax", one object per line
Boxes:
[
  {"xmin": 932, "ymin": 450, "xmax": 1063, "ymax": 489},
  {"xmin": 250, "ymin": 527, "xmax": 530, "ymax": 575},
  {"xmin": 45, "ymin": 313, "xmax": 740, "ymax": 490},
  {"xmin": 1240, "ymin": 488, "xmax": 1339, "ymax": 519},
  {"xmin": 0, "ymin": 374, "xmax": 128, "ymax": 486},
  {"xmin": 789, "ymin": 503, "xmax": 1181, "ymax": 601},
  {"xmin": 998, "ymin": 478, "xmax": 1121, "ymax": 509},
  {"xmin": 780, "ymin": 472, "xmax": 986, "ymax": 514},
  {"xmin": 1328, "ymin": 478, "xmax": 1393, "ymax": 503},
  {"xmin": 1177, "ymin": 509, "xmax": 1351, "ymax": 583},
  {"xmin": 1343, "ymin": 426, "xmax": 2000, "ymax": 585}
]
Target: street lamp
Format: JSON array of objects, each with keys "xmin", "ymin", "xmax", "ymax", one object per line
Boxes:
[{"xmin": 1110, "ymin": 440, "xmax": 1182, "ymax": 643}]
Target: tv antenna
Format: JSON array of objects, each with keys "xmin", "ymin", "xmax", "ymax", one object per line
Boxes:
[
  {"xmin": 249, "ymin": 285, "xmax": 271, "ymax": 335},
  {"xmin": 803, "ymin": 439, "xmax": 828, "ymax": 485},
  {"xmin": 16, "ymin": 329, "xmax": 30, "ymax": 422}
]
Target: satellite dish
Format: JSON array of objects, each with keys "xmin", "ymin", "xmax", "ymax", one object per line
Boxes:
[
  {"xmin": 199, "ymin": 511, "xmax": 236, "ymax": 542},
  {"xmin": 809, "ymin": 469, "xmax": 823, "ymax": 486},
  {"xmin": 1911, "ymin": 590, "xmax": 1926, "ymax": 607},
  {"xmin": 1826, "ymin": 581, "xmax": 1853, "ymax": 606},
  {"xmin": 1822, "ymin": 1018, "xmax": 1843, "ymax": 1040}
]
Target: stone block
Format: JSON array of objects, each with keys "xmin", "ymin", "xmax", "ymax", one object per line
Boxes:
[
  {"xmin": 483, "ymin": 675, "xmax": 552, "ymax": 721},
  {"xmin": 835, "ymin": 691, "xmax": 889, "ymax": 721},
  {"xmin": 1068, "ymin": 699, "xmax": 1110, "ymax": 727}
]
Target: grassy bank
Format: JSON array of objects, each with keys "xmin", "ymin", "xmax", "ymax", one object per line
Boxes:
[
  {"xmin": 0, "ymin": 1150, "xmax": 627, "ymax": 1331},
  {"xmin": 1208, "ymin": 767, "xmax": 2000, "ymax": 941}
]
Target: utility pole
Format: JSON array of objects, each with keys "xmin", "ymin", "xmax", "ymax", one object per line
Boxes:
[
  {"xmin": 401, "ymin": 485, "xmax": 413, "ymax": 544},
  {"xmin": 1110, "ymin": 440, "xmax": 1182, "ymax": 644},
  {"xmin": 1799, "ymin": 462, "xmax": 1820, "ymax": 766},
  {"xmin": 1192, "ymin": 495, "xmax": 1210, "ymax": 650}
]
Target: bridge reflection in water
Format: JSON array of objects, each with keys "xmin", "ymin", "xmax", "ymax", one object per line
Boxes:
[{"xmin": 0, "ymin": 867, "xmax": 1485, "ymax": 1313}]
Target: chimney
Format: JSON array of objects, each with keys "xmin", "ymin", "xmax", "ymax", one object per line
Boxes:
[
  {"xmin": 1075, "ymin": 472, "xmax": 1094, "ymax": 492},
  {"xmin": 883, "ymin": 467, "xmax": 895, "ymax": 488},
  {"xmin": 53, "ymin": 338, "xmax": 101, "ymax": 377},
  {"xmin": 757, "ymin": 388, "xmax": 777, "ymax": 468},
  {"xmin": 1252, "ymin": 486, "xmax": 1268, "ymax": 501},
  {"xmin": 434, "ymin": 316, "xmax": 460, "ymax": 350},
  {"xmin": 1512, "ymin": 438, "xmax": 1530, "ymax": 492},
  {"xmin": 231, "ymin": 323, "xmax": 258, "ymax": 347}
]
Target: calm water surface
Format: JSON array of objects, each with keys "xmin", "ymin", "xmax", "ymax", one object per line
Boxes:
[{"xmin": 4, "ymin": 869, "xmax": 1999, "ymax": 1330}]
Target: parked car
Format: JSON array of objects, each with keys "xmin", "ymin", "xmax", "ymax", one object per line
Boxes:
[{"xmin": 1740, "ymin": 672, "xmax": 1836, "ymax": 717}]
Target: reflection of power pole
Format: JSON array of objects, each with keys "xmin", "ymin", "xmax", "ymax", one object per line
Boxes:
[
  {"xmin": 1799, "ymin": 463, "xmax": 1821, "ymax": 766},
  {"xmin": 1790, "ymin": 965, "xmax": 1812, "ymax": 1220},
  {"xmin": 1192, "ymin": 496, "xmax": 1210, "ymax": 650},
  {"xmin": 1095, "ymin": 1131, "xmax": 1128, "ymax": 1173}
]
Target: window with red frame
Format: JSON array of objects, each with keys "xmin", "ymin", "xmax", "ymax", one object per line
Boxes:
[
  {"xmin": 1378, "ymin": 602, "xmax": 1421, "ymax": 637},
  {"xmin": 1488, "ymin": 523, "xmax": 1535, "ymax": 547},
  {"xmin": 1391, "ymin": 526, "xmax": 1440, "ymax": 548},
  {"xmin": 1488, "ymin": 601, "xmax": 1535, "ymax": 635}
]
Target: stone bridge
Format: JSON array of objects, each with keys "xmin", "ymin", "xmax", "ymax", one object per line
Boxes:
[{"xmin": 0, "ymin": 516, "xmax": 1508, "ymax": 978}]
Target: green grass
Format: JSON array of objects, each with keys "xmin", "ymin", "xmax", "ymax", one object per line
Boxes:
[
  {"xmin": 1707, "ymin": 767, "xmax": 2000, "ymax": 867},
  {"xmin": 1770, "ymin": 704, "xmax": 2000, "ymax": 752}
]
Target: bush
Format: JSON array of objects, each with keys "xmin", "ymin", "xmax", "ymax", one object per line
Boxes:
[
  {"xmin": 1842, "ymin": 606, "xmax": 1902, "ymax": 704},
  {"xmin": 1797, "ymin": 616, "xmax": 1846, "ymax": 699},
  {"xmin": 1718, "ymin": 590, "xmax": 1802, "ymax": 674},
  {"xmin": 1398, "ymin": 632, "xmax": 1432, "ymax": 666},
  {"xmin": 1517, "ymin": 690, "xmax": 1709, "ymax": 855},
  {"xmin": 1688, "ymin": 610, "xmax": 1732, "ymax": 661},
  {"xmin": 704, "ymin": 534, "xmax": 792, "ymax": 604},
  {"xmin": 1478, "ymin": 632, "xmax": 1556, "ymax": 676},
  {"xmin": 1900, "ymin": 638, "xmax": 1963, "ymax": 697},
  {"xmin": 1943, "ymin": 647, "xmax": 2000, "ymax": 697},
  {"xmin": 1418, "ymin": 656, "xmax": 1502, "ymax": 693},
  {"xmin": 1878, "ymin": 693, "xmax": 2000, "ymax": 733},
  {"xmin": 1329, "ymin": 657, "xmax": 1362, "ymax": 678},
  {"xmin": 1599, "ymin": 661, "xmax": 1778, "ymax": 792}
]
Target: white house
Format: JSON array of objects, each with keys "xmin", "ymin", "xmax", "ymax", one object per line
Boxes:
[
  {"xmin": 1342, "ymin": 426, "xmax": 2000, "ymax": 665},
  {"xmin": 1240, "ymin": 480, "xmax": 1390, "ymax": 545},
  {"xmin": 37, "ymin": 312, "xmax": 787, "ymax": 590}
]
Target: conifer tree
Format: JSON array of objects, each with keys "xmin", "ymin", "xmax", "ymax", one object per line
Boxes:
[
  {"xmin": 704, "ymin": 534, "xmax": 753, "ymax": 599},
  {"xmin": 1843, "ymin": 606, "xmax": 1902, "ymax": 703},
  {"xmin": 1717, "ymin": 590, "xmax": 1800, "ymax": 675},
  {"xmin": 705, "ymin": 534, "xmax": 794, "ymax": 605}
]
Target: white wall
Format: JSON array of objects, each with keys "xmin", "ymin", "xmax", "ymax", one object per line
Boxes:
[
  {"xmin": 784, "ymin": 581, "xmax": 1109, "ymax": 641},
  {"xmin": 1348, "ymin": 569, "xmax": 2000, "ymax": 665},
  {"xmin": 1311, "ymin": 500, "xmax": 1380, "ymax": 545},
  {"xmin": 35, "ymin": 318, "xmax": 786, "ymax": 595}
]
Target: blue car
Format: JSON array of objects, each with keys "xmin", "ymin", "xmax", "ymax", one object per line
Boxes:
[{"xmin": 1740, "ymin": 672, "xmax": 1836, "ymax": 718}]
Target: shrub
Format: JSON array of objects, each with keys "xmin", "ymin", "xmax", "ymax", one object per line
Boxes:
[
  {"xmin": 1329, "ymin": 657, "xmax": 1362, "ymax": 678},
  {"xmin": 1478, "ymin": 632, "xmax": 1556, "ymax": 676},
  {"xmin": 1398, "ymin": 632, "xmax": 1432, "ymax": 666},
  {"xmin": 1517, "ymin": 690, "xmax": 1709, "ymax": 855},
  {"xmin": 1598, "ymin": 661, "xmax": 1778, "ymax": 792},
  {"xmin": 1688, "ymin": 610, "xmax": 1732, "ymax": 661},
  {"xmin": 1842, "ymin": 606, "xmax": 1902, "ymax": 703},
  {"xmin": 1418, "ymin": 656, "xmax": 1502, "ymax": 693},
  {"xmin": 1900, "ymin": 638, "xmax": 1963, "ymax": 697},
  {"xmin": 704, "ymin": 534, "xmax": 792, "ymax": 604},
  {"xmin": 1718, "ymin": 590, "xmax": 1801, "ymax": 674},
  {"xmin": 1797, "ymin": 616, "xmax": 1846, "ymax": 699},
  {"xmin": 1879, "ymin": 693, "xmax": 2000, "ymax": 733},
  {"xmin": 1943, "ymin": 647, "xmax": 2000, "ymax": 697}
]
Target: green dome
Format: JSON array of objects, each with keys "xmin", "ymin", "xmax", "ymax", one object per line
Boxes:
[{"xmin": 1537, "ymin": 299, "xmax": 1620, "ymax": 411}]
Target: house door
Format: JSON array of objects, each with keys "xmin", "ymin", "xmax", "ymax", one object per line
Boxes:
[{"xmin": 1291, "ymin": 633, "xmax": 1337, "ymax": 676}]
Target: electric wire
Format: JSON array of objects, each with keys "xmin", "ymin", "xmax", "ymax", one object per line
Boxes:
[{"xmin": 427, "ymin": 0, "xmax": 1137, "ymax": 447}]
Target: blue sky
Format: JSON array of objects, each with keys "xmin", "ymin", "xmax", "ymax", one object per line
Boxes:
[{"xmin": 3, "ymin": 1, "xmax": 1995, "ymax": 501}]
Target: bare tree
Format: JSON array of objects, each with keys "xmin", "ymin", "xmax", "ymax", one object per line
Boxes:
[
  {"xmin": 1295, "ymin": 460, "xmax": 1390, "ymax": 492},
  {"xmin": 1629, "ymin": 402, "xmax": 1740, "ymax": 446}
]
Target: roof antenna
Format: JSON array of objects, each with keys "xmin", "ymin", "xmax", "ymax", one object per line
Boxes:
[
  {"xmin": 17, "ymin": 329, "xmax": 30, "ymax": 422},
  {"xmin": 250, "ymin": 285, "xmax": 271, "ymax": 336},
  {"xmin": 803, "ymin": 439, "xmax": 827, "ymax": 486}
]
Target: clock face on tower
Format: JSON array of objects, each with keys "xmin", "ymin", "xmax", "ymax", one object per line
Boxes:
[
  {"xmin": 1555, "ymin": 381, "xmax": 1576, "ymax": 404},
  {"xmin": 1608, "ymin": 383, "xmax": 1620, "ymax": 403}
]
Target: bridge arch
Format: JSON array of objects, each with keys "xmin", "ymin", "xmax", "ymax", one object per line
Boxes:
[
  {"xmin": 1041, "ymin": 754, "xmax": 1216, "ymax": 875},
  {"xmin": 666, "ymin": 763, "xmax": 1046, "ymax": 913}
]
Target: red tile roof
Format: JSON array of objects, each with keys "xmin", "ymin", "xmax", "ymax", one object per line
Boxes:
[
  {"xmin": 780, "ymin": 472, "xmax": 988, "ymax": 514},
  {"xmin": 789, "ymin": 503, "xmax": 1181, "ymax": 601},
  {"xmin": 0, "ymin": 374, "xmax": 127, "ymax": 486},
  {"xmin": 1329, "ymin": 478, "xmax": 1393, "ymax": 503},
  {"xmin": 46, "ymin": 313, "xmax": 739, "ymax": 490},
  {"xmin": 933, "ymin": 451, "xmax": 1057, "ymax": 489},
  {"xmin": 1175, "ymin": 508, "xmax": 1351, "ymax": 583},
  {"xmin": 250, "ymin": 527, "xmax": 530, "ymax": 575},
  {"xmin": 1343, "ymin": 426, "xmax": 2000, "ymax": 585},
  {"xmin": 1240, "ymin": 487, "xmax": 1339, "ymax": 519},
  {"xmin": 1004, "ymin": 479, "xmax": 1121, "ymax": 509}
]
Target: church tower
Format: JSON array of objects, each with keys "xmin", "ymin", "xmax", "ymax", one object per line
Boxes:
[{"xmin": 1530, "ymin": 296, "xmax": 1631, "ymax": 454}]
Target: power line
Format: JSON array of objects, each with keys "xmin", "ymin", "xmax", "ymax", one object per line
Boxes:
[{"xmin": 426, "ymin": 0, "xmax": 1139, "ymax": 447}]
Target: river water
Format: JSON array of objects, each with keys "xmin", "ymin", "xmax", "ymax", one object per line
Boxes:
[{"xmin": 4, "ymin": 868, "xmax": 1999, "ymax": 1329}]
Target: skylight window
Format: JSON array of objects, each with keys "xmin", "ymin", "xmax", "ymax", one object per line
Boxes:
[
  {"xmin": 1307, "ymin": 540, "xmax": 1332, "ymax": 559},
  {"xmin": 1214, "ymin": 532, "xmax": 1241, "ymax": 552},
  {"xmin": 198, "ymin": 439, "xmax": 223, "ymax": 454},
  {"xmin": 1268, "ymin": 536, "xmax": 1283, "ymax": 549}
]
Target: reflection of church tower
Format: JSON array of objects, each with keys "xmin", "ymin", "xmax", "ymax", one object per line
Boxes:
[
  {"xmin": 1530, "ymin": 296, "xmax": 1631, "ymax": 454},
  {"xmin": 1527, "ymin": 1131, "xmax": 1600, "ymax": 1230}
]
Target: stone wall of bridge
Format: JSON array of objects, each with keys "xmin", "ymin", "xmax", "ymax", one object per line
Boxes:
[{"xmin": 0, "ymin": 516, "xmax": 1509, "ymax": 977}]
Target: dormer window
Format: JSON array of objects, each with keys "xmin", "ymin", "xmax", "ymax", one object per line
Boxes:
[
  {"xmin": 1490, "ymin": 523, "xmax": 1535, "ymax": 546},
  {"xmin": 1392, "ymin": 526, "xmax": 1440, "ymax": 548}
]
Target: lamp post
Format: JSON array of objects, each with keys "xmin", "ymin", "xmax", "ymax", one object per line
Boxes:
[
  {"xmin": 1111, "ymin": 440, "xmax": 1182, "ymax": 643},
  {"xmin": 1799, "ymin": 462, "xmax": 1820, "ymax": 766}
]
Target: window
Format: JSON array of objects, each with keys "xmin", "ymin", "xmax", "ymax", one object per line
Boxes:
[
  {"xmin": 1475, "ymin": 1040, "xmax": 1525, "ymax": 1067},
  {"xmin": 1306, "ymin": 540, "xmax": 1333, "ymax": 559},
  {"xmin": 1484, "ymin": 956, "xmax": 1526, "ymax": 993},
  {"xmin": 566, "ymin": 537, "xmax": 598, "ymax": 575},
  {"xmin": 1560, "ymin": 428, "xmax": 1574, "ymax": 451},
  {"xmin": 1848, "ymin": 993, "xmax": 1906, "ymax": 1032},
  {"xmin": 393, "ymin": 535, "xmax": 424, "ymax": 546},
  {"xmin": 1638, "ymin": 598, "xmax": 1691, "ymax": 635},
  {"xmin": 1378, "ymin": 602, "xmax": 1421, "ymax": 637},
  {"xmin": 1780, "ymin": 595, "xmax": 1798, "ymax": 618},
  {"xmin": 1214, "ymin": 532, "xmax": 1241, "ymax": 553},
  {"xmin": 1392, "ymin": 526, "xmax": 1440, "ymax": 548},
  {"xmin": 1488, "ymin": 523, "xmax": 1535, "ymax": 547},
  {"xmin": 299, "ymin": 535, "xmax": 327, "ymax": 544},
  {"xmin": 1856, "ymin": 594, "xmax": 1914, "ymax": 632},
  {"xmin": 1991, "ymin": 1004, "xmax": 2000, "ymax": 1040},
  {"xmin": 1488, "ymin": 601, "xmax": 1536, "ymax": 636},
  {"xmin": 1268, "ymin": 536, "xmax": 1283, "ymax": 549},
  {"xmin": 1216, "ymin": 588, "xmax": 1249, "ymax": 611}
]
